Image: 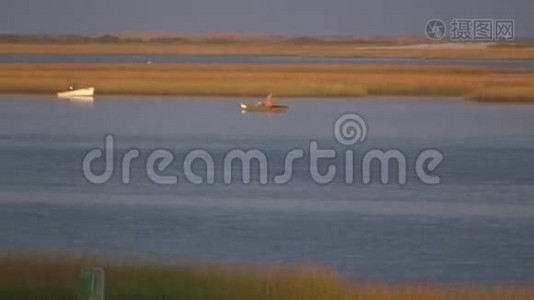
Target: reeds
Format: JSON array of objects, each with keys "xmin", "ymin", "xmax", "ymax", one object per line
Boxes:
[
  {"xmin": 467, "ymin": 87, "xmax": 534, "ymax": 103},
  {"xmin": 0, "ymin": 64, "xmax": 533, "ymax": 102},
  {"xmin": 1, "ymin": 256, "xmax": 533, "ymax": 300}
]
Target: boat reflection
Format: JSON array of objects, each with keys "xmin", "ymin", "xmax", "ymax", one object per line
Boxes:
[{"xmin": 57, "ymin": 95, "xmax": 95, "ymax": 107}]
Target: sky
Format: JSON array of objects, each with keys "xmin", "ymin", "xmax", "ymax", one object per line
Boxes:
[{"xmin": 2, "ymin": 0, "xmax": 533, "ymax": 37}]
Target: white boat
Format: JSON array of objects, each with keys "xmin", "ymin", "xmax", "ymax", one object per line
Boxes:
[{"xmin": 57, "ymin": 87, "xmax": 95, "ymax": 98}]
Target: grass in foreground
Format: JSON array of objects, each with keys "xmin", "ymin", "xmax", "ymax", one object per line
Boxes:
[
  {"xmin": 1, "ymin": 256, "xmax": 533, "ymax": 300},
  {"xmin": 1, "ymin": 64, "xmax": 533, "ymax": 102}
]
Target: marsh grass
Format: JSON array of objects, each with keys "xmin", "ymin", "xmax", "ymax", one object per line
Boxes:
[
  {"xmin": 1, "ymin": 256, "xmax": 533, "ymax": 300},
  {"xmin": 0, "ymin": 64, "xmax": 533, "ymax": 102},
  {"xmin": 467, "ymin": 87, "xmax": 534, "ymax": 103}
]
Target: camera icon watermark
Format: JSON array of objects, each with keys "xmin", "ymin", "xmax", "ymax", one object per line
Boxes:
[
  {"xmin": 425, "ymin": 19, "xmax": 447, "ymax": 41},
  {"xmin": 82, "ymin": 114, "xmax": 445, "ymax": 187}
]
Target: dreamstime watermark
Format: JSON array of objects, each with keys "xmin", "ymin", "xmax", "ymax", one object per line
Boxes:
[
  {"xmin": 425, "ymin": 18, "xmax": 515, "ymax": 41},
  {"xmin": 82, "ymin": 114, "xmax": 444, "ymax": 186}
]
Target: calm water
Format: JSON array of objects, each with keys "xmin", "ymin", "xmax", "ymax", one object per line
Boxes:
[
  {"xmin": 1, "ymin": 96, "xmax": 534, "ymax": 284},
  {"xmin": 1, "ymin": 54, "xmax": 534, "ymax": 69}
]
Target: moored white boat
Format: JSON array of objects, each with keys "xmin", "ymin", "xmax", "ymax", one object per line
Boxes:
[{"xmin": 57, "ymin": 87, "xmax": 95, "ymax": 98}]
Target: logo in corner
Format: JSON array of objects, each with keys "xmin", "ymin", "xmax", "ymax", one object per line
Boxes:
[{"xmin": 425, "ymin": 19, "xmax": 446, "ymax": 40}]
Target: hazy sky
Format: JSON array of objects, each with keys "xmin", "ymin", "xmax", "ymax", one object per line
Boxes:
[{"xmin": 2, "ymin": 0, "xmax": 533, "ymax": 37}]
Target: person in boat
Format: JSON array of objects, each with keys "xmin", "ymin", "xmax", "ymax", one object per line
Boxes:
[{"xmin": 263, "ymin": 93, "xmax": 274, "ymax": 108}]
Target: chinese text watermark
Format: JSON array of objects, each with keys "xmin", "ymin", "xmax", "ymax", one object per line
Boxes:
[{"xmin": 425, "ymin": 18, "xmax": 515, "ymax": 41}]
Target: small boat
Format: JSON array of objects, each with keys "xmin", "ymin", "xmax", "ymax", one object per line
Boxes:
[
  {"xmin": 57, "ymin": 87, "xmax": 95, "ymax": 98},
  {"xmin": 239, "ymin": 103, "xmax": 288, "ymax": 113}
]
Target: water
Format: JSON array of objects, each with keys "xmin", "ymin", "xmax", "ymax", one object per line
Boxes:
[
  {"xmin": 1, "ymin": 95, "xmax": 534, "ymax": 284},
  {"xmin": 1, "ymin": 54, "xmax": 534, "ymax": 69}
]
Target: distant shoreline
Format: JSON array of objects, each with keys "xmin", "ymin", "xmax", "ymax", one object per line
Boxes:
[
  {"xmin": 1, "ymin": 42, "xmax": 534, "ymax": 60},
  {"xmin": 0, "ymin": 64, "xmax": 533, "ymax": 103}
]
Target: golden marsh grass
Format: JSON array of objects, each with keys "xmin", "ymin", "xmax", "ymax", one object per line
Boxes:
[
  {"xmin": 1, "ymin": 256, "xmax": 533, "ymax": 300},
  {"xmin": 468, "ymin": 87, "xmax": 534, "ymax": 103},
  {"xmin": 0, "ymin": 64, "xmax": 533, "ymax": 102}
]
